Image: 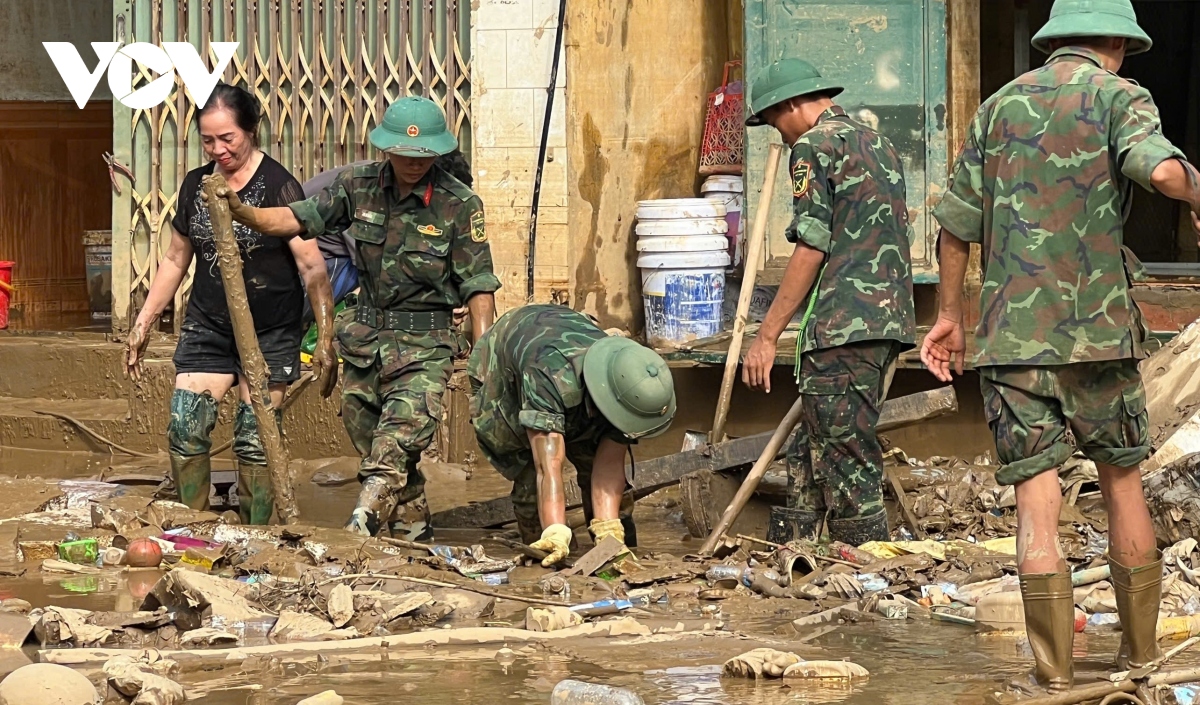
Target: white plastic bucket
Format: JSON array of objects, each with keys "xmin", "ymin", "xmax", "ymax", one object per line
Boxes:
[
  {"xmin": 635, "ymin": 217, "xmax": 728, "ymax": 238},
  {"xmin": 636, "ymin": 198, "xmax": 726, "ymax": 221},
  {"xmin": 636, "ymin": 235, "xmax": 730, "ymax": 253},
  {"xmin": 702, "ymin": 176, "xmax": 744, "ymax": 266},
  {"xmin": 639, "ymin": 249, "xmax": 730, "ymax": 347}
]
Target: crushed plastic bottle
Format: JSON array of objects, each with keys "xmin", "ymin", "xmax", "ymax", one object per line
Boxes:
[
  {"xmin": 569, "ymin": 599, "xmax": 633, "ymax": 618},
  {"xmin": 855, "ymin": 573, "xmax": 888, "ymax": 592},
  {"xmin": 706, "ymin": 564, "xmax": 749, "ymax": 587},
  {"xmin": 1173, "ymin": 684, "xmax": 1199, "ymax": 705},
  {"xmin": 1087, "ymin": 613, "xmax": 1121, "ymax": 631},
  {"xmin": 551, "ymin": 680, "xmax": 645, "ymax": 705}
]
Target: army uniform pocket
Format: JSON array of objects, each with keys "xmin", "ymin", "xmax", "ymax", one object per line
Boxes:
[
  {"xmin": 1120, "ymin": 384, "xmax": 1149, "ymax": 450},
  {"xmin": 799, "ymin": 373, "xmax": 852, "ymax": 440},
  {"xmin": 402, "ymin": 233, "xmax": 450, "ymax": 287}
]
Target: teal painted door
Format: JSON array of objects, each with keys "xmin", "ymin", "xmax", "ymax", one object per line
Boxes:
[{"xmin": 744, "ymin": 0, "xmax": 947, "ymax": 283}]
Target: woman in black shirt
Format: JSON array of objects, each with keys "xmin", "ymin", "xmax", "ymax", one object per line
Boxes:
[{"xmin": 124, "ymin": 84, "xmax": 337, "ymax": 524}]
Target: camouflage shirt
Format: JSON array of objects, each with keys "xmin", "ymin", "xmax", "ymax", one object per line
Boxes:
[
  {"xmin": 787, "ymin": 105, "xmax": 916, "ymax": 354},
  {"xmin": 290, "ymin": 161, "xmax": 501, "ymax": 313},
  {"xmin": 933, "ymin": 46, "xmax": 1186, "ymax": 366},
  {"xmin": 468, "ymin": 305, "xmax": 629, "ymax": 456}
]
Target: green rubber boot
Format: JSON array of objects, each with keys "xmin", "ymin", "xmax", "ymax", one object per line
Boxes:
[
  {"xmin": 237, "ymin": 462, "xmax": 276, "ymax": 525},
  {"xmin": 170, "ymin": 453, "xmax": 212, "ymax": 511}
]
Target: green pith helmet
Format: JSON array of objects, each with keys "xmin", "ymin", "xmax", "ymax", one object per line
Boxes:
[
  {"xmin": 583, "ymin": 337, "xmax": 677, "ymax": 439},
  {"xmin": 369, "ymin": 95, "xmax": 458, "ymax": 157},
  {"xmin": 746, "ymin": 58, "xmax": 844, "ymax": 127},
  {"xmin": 1031, "ymin": 0, "xmax": 1152, "ymax": 55}
]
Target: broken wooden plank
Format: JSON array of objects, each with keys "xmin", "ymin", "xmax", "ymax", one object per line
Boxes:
[
  {"xmin": 433, "ymin": 386, "xmax": 959, "ymax": 529},
  {"xmin": 559, "ymin": 535, "xmax": 626, "ymax": 578}
]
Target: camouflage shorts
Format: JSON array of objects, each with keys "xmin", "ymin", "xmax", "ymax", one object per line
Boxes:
[
  {"xmin": 787, "ymin": 340, "xmax": 899, "ymax": 520},
  {"xmin": 979, "ymin": 360, "xmax": 1150, "ymax": 485}
]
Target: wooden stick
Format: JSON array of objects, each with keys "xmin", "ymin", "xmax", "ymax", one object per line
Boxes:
[
  {"xmin": 700, "ymin": 393, "xmax": 805, "ymax": 555},
  {"xmin": 317, "ymin": 572, "xmax": 568, "ymax": 607},
  {"xmin": 884, "ymin": 466, "xmax": 926, "ymax": 540},
  {"xmin": 201, "ymin": 176, "xmax": 298, "ymax": 523},
  {"xmin": 709, "ymin": 142, "xmax": 784, "ymax": 444},
  {"xmin": 209, "ymin": 373, "xmax": 314, "ymax": 457}
]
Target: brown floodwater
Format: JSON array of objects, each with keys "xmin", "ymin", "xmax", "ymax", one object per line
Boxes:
[{"xmin": 3, "ymin": 452, "xmax": 1199, "ymax": 703}]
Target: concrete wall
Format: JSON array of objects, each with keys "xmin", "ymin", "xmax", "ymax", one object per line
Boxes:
[
  {"xmin": 564, "ymin": 0, "xmax": 730, "ymax": 333},
  {"xmin": 0, "ymin": 0, "xmax": 113, "ymax": 101},
  {"xmin": 471, "ymin": 0, "xmax": 570, "ymax": 313}
]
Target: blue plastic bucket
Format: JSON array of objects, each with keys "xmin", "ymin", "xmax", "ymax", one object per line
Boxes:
[{"xmin": 639, "ymin": 249, "xmax": 730, "ymax": 347}]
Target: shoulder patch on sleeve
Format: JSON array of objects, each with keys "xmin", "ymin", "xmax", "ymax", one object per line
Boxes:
[
  {"xmin": 470, "ymin": 211, "xmax": 487, "ymax": 243},
  {"xmin": 792, "ymin": 159, "xmax": 812, "ymax": 199}
]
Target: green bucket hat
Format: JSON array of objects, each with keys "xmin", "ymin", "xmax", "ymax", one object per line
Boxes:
[
  {"xmin": 1031, "ymin": 0, "xmax": 1152, "ymax": 55},
  {"xmin": 746, "ymin": 58, "xmax": 844, "ymax": 127},
  {"xmin": 369, "ymin": 95, "xmax": 458, "ymax": 157},
  {"xmin": 583, "ymin": 337, "xmax": 677, "ymax": 439}
]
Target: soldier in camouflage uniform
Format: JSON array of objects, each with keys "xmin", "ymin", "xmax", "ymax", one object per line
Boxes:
[
  {"xmin": 210, "ymin": 96, "xmax": 500, "ymax": 538},
  {"xmin": 469, "ymin": 305, "xmax": 676, "ymax": 567},
  {"xmin": 741, "ymin": 59, "xmax": 916, "ymax": 548},
  {"xmin": 923, "ymin": 0, "xmax": 1200, "ymax": 691}
]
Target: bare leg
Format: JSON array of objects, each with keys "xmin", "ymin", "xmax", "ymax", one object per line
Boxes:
[
  {"xmin": 589, "ymin": 438, "xmax": 627, "ymax": 521},
  {"xmin": 176, "ymin": 372, "xmax": 236, "ymax": 398},
  {"xmin": 1097, "ymin": 462, "xmax": 1157, "ymax": 567},
  {"xmin": 237, "ymin": 377, "xmax": 287, "ymax": 407},
  {"xmin": 1015, "ymin": 468, "xmax": 1067, "ymax": 574}
]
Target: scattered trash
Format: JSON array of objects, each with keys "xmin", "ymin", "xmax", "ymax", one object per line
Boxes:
[
  {"xmin": 782, "ymin": 660, "xmax": 870, "ymax": 681},
  {"xmin": 56, "ymin": 538, "xmax": 97, "ymax": 566},
  {"xmin": 722, "ymin": 648, "xmax": 802, "ymax": 679},
  {"xmin": 526, "ymin": 606, "xmax": 584, "ymax": 632},
  {"xmin": 103, "ymin": 652, "xmax": 186, "ymax": 705}
]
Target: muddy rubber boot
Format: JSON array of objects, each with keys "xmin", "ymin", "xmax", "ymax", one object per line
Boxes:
[
  {"xmin": 236, "ymin": 462, "xmax": 275, "ymax": 526},
  {"xmin": 766, "ymin": 507, "xmax": 823, "ymax": 544},
  {"xmin": 345, "ymin": 475, "xmax": 398, "ymax": 537},
  {"xmin": 1019, "ymin": 572, "xmax": 1075, "ymax": 693},
  {"xmin": 1110, "ymin": 551, "xmax": 1163, "ymax": 671},
  {"xmin": 827, "ymin": 509, "xmax": 888, "ymax": 547},
  {"xmin": 170, "ymin": 453, "xmax": 212, "ymax": 511},
  {"xmin": 389, "ymin": 493, "xmax": 433, "ymax": 542}
]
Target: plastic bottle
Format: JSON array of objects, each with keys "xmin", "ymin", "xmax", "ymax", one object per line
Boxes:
[
  {"xmin": 706, "ymin": 564, "xmax": 749, "ymax": 586},
  {"xmin": 551, "ymin": 680, "xmax": 645, "ymax": 705},
  {"xmin": 569, "ymin": 599, "xmax": 633, "ymax": 617}
]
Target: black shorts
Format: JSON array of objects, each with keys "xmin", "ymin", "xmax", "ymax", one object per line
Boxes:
[{"xmin": 173, "ymin": 316, "xmax": 302, "ymax": 384}]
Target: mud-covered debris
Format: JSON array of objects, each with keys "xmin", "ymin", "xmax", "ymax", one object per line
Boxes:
[
  {"xmin": 327, "ymin": 584, "xmax": 354, "ymax": 628},
  {"xmin": 722, "ymin": 648, "xmax": 803, "ymax": 679},
  {"xmin": 0, "ymin": 663, "xmax": 98, "ymax": 705},
  {"xmin": 429, "ymin": 544, "xmax": 514, "ymax": 581},
  {"xmin": 104, "ymin": 652, "xmax": 186, "ymax": 705},
  {"xmin": 269, "ymin": 610, "xmax": 358, "ymax": 642},
  {"xmin": 142, "ymin": 569, "xmax": 268, "ymax": 630},
  {"xmin": 782, "ymin": 660, "xmax": 869, "ymax": 681},
  {"xmin": 296, "ymin": 691, "xmax": 344, "ymax": 705},
  {"xmin": 525, "ymin": 606, "xmax": 584, "ymax": 632},
  {"xmin": 32, "ymin": 606, "xmax": 113, "ymax": 647},
  {"xmin": 0, "ymin": 599, "xmax": 30, "ymax": 615},
  {"xmin": 550, "ymin": 679, "xmax": 645, "ymax": 705},
  {"xmin": 0, "ymin": 612, "xmax": 32, "ymax": 648},
  {"xmin": 180, "ymin": 627, "xmax": 239, "ymax": 646}
]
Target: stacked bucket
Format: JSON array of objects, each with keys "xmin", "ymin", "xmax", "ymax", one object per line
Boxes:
[{"xmin": 636, "ymin": 198, "xmax": 732, "ymax": 347}]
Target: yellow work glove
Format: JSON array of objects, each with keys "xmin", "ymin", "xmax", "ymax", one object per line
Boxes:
[
  {"xmin": 530, "ymin": 523, "xmax": 573, "ymax": 568},
  {"xmin": 589, "ymin": 518, "xmax": 625, "ymax": 545}
]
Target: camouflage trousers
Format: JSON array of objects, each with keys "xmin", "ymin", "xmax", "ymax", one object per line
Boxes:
[
  {"xmin": 472, "ymin": 418, "xmax": 637, "ymax": 547},
  {"xmin": 979, "ymin": 360, "xmax": 1150, "ymax": 486},
  {"xmin": 341, "ymin": 330, "xmax": 455, "ymax": 495},
  {"xmin": 786, "ymin": 341, "xmax": 900, "ymax": 520}
]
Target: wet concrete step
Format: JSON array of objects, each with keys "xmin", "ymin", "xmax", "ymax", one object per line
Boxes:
[{"xmin": 0, "ymin": 396, "xmax": 157, "ymax": 454}]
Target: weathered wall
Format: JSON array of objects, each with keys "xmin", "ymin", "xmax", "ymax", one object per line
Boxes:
[
  {"xmin": 471, "ymin": 0, "xmax": 570, "ymax": 313},
  {"xmin": 0, "ymin": 0, "xmax": 112, "ymax": 101},
  {"xmin": 565, "ymin": 0, "xmax": 730, "ymax": 332}
]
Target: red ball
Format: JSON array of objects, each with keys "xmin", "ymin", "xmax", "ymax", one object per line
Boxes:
[{"xmin": 125, "ymin": 538, "xmax": 163, "ymax": 568}]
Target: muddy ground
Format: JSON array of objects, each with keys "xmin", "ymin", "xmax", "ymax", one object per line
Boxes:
[{"xmin": 0, "ymin": 449, "xmax": 1196, "ymax": 705}]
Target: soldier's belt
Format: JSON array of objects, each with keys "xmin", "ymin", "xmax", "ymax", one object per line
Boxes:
[{"xmin": 355, "ymin": 306, "xmax": 453, "ymax": 331}]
